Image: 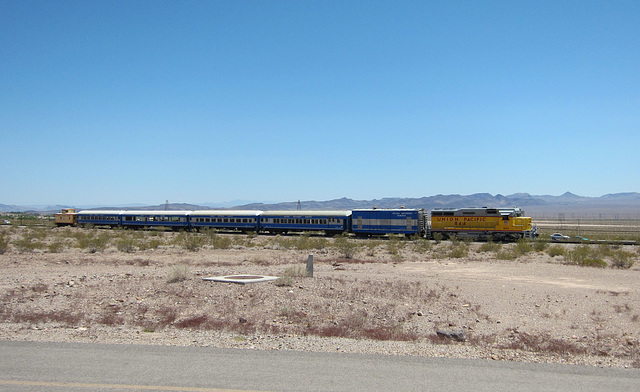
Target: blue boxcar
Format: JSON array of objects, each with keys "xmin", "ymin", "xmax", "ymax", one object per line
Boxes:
[
  {"xmin": 77, "ymin": 210, "xmax": 123, "ymax": 227},
  {"xmin": 120, "ymin": 211, "xmax": 190, "ymax": 229},
  {"xmin": 189, "ymin": 210, "xmax": 261, "ymax": 232},
  {"xmin": 259, "ymin": 211, "xmax": 351, "ymax": 235},
  {"xmin": 350, "ymin": 209, "xmax": 426, "ymax": 236}
]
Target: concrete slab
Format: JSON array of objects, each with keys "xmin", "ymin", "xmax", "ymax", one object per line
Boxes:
[{"xmin": 202, "ymin": 275, "xmax": 279, "ymax": 285}]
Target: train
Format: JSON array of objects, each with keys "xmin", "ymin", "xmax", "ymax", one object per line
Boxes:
[{"xmin": 55, "ymin": 207, "xmax": 537, "ymax": 241}]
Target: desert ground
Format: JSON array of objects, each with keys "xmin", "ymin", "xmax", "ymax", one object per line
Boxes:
[{"xmin": 1, "ymin": 225, "xmax": 639, "ymax": 369}]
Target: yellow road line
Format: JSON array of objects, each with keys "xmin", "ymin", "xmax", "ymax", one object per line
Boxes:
[{"xmin": 0, "ymin": 379, "xmax": 267, "ymax": 392}]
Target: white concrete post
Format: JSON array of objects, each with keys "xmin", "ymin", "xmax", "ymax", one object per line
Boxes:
[{"xmin": 306, "ymin": 254, "xmax": 314, "ymax": 278}]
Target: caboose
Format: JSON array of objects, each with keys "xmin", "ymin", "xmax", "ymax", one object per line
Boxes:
[{"xmin": 54, "ymin": 208, "xmax": 78, "ymax": 226}]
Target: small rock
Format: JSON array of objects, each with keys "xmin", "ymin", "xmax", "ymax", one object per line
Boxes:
[{"xmin": 436, "ymin": 329, "xmax": 467, "ymax": 342}]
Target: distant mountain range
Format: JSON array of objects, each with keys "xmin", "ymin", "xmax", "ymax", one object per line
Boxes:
[{"xmin": 2, "ymin": 192, "xmax": 639, "ymax": 218}]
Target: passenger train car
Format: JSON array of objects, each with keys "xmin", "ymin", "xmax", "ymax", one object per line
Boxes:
[
  {"xmin": 259, "ymin": 211, "xmax": 351, "ymax": 235},
  {"xmin": 55, "ymin": 206, "xmax": 537, "ymax": 240}
]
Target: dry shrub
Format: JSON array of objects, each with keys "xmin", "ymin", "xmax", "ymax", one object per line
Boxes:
[
  {"xmin": 283, "ymin": 264, "xmax": 307, "ymax": 277},
  {"xmin": 3, "ymin": 308, "xmax": 81, "ymax": 326},
  {"xmin": 514, "ymin": 239, "xmax": 534, "ymax": 256},
  {"xmin": 499, "ymin": 332, "xmax": 588, "ymax": 356},
  {"xmin": 565, "ymin": 246, "xmax": 607, "ymax": 268},
  {"xmin": 175, "ymin": 315, "xmax": 209, "ymax": 328},
  {"xmin": 609, "ymin": 249, "xmax": 636, "ymax": 269},
  {"xmin": 480, "ymin": 241, "xmax": 501, "ymax": 253},
  {"xmin": 98, "ymin": 309, "xmax": 125, "ymax": 326},
  {"xmin": 166, "ymin": 264, "xmax": 189, "ymax": 283},
  {"xmin": 410, "ymin": 238, "xmax": 432, "ymax": 254},
  {"xmin": 305, "ymin": 315, "xmax": 418, "ymax": 341},
  {"xmin": 496, "ymin": 250, "xmax": 517, "ymax": 260},
  {"xmin": 448, "ymin": 243, "xmax": 469, "ymax": 258},
  {"xmin": 13, "ymin": 236, "xmax": 43, "ymax": 253},
  {"xmin": 333, "ymin": 234, "xmax": 359, "ymax": 258},
  {"xmin": 273, "ymin": 276, "xmax": 293, "ymax": 287},
  {"xmin": 0, "ymin": 233, "xmax": 8, "ymax": 254},
  {"xmin": 156, "ymin": 306, "xmax": 179, "ymax": 326},
  {"xmin": 210, "ymin": 233, "xmax": 233, "ymax": 249},
  {"xmin": 278, "ymin": 308, "xmax": 307, "ymax": 321},
  {"xmin": 116, "ymin": 237, "xmax": 136, "ymax": 253},
  {"xmin": 172, "ymin": 314, "xmax": 260, "ymax": 335},
  {"xmin": 547, "ymin": 245, "xmax": 566, "ymax": 257}
]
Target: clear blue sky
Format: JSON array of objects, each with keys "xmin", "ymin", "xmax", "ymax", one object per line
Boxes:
[{"xmin": 1, "ymin": 1, "xmax": 638, "ymax": 206}]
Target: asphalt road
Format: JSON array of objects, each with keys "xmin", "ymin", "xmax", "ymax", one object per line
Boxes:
[{"xmin": 1, "ymin": 341, "xmax": 639, "ymax": 391}]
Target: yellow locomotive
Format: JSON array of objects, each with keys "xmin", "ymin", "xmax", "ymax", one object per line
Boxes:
[{"xmin": 430, "ymin": 207, "xmax": 536, "ymax": 241}]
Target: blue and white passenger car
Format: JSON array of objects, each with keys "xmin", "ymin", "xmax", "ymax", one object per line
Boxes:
[
  {"xmin": 259, "ymin": 211, "xmax": 351, "ymax": 235},
  {"xmin": 77, "ymin": 210, "xmax": 123, "ymax": 227},
  {"xmin": 189, "ymin": 210, "xmax": 262, "ymax": 232},
  {"xmin": 120, "ymin": 210, "xmax": 191, "ymax": 230},
  {"xmin": 350, "ymin": 209, "xmax": 427, "ymax": 236}
]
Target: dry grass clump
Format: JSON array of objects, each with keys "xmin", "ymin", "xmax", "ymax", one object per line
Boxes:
[
  {"xmin": 479, "ymin": 240, "xmax": 501, "ymax": 253},
  {"xmin": 173, "ymin": 232, "xmax": 206, "ymax": 252},
  {"xmin": 446, "ymin": 241, "xmax": 469, "ymax": 259},
  {"xmin": 274, "ymin": 264, "xmax": 308, "ymax": 286},
  {"xmin": 166, "ymin": 264, "xmax": 190, "ymax": 283},
  {"xmin": 208, "ymin": 232, "xmax": 233, "ymax": 249},
  {"xmin": 333, "ymin": 234, "xmax": 359, "ymax": 258},
  {"xmin": 411, "ymin": 238, "xmax": 432, "ymax": 253}
]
